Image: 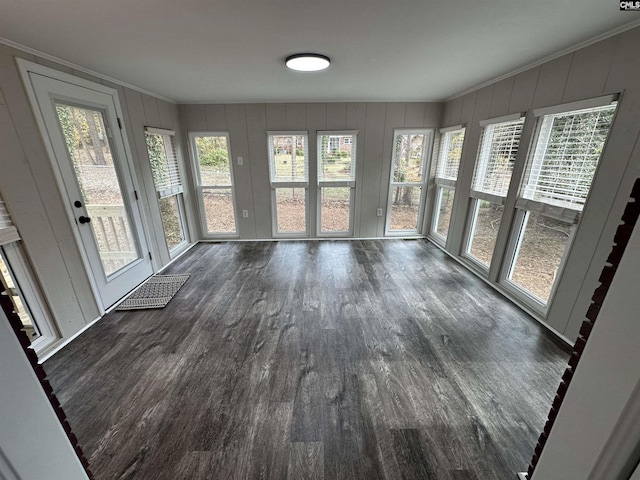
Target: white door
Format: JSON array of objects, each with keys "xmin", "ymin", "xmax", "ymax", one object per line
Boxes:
[{"xmin": 24, "ymin": 70, "xmax": 153, "ymax": 309}]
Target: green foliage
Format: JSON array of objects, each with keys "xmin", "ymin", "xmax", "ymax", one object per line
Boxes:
[
  {"xmin": 196, "ymin": 137, "xmax": 229, "ymax": 168},
  {"xmin": 145, "ymin": 133, "xmax": 170, "ymax": 188}
]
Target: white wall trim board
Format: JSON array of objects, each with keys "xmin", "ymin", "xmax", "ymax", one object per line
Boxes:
[
  {"xmin": 0, "ymin": 36, "xmax": 176, "ymax": 104},
  {"xmin": 37, "ymin": 315, "xmax": 102, "ymax": 364},
  {"xmin": 447, "ymin": 19, "xmax": 640, "ymax": 102},
  {"xmin": 479, "ymin": 112, "xmax": 525, "ymax": 127},
  {"xmin": 532, "ymin": 94, "xmax": 618, "ymax": 117}
]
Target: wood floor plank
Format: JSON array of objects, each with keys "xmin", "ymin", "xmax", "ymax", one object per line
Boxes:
[{"xmin": 44, "ymin": 240, "xmax": 570, "ymax": 480}]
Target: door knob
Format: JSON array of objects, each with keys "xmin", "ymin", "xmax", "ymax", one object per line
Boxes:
[{"xmin": 78, "ymin": 216, "xmax": 91, "ymax": 224}]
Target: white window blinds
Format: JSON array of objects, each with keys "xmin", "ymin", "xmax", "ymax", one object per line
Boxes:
[
  {"xmin": 472, "ymin": 118, "xmax": 524, "ymax": 201},
  {"xmin": 318, "ymin": 132, "xmax": 356, "ymax": 184},
  {"xmin": 436, "ymin": 128, "xmax": 465, "ymax": 182},
  {"xmin": 145, "ymin": 128, "xmax": 183, "ymax": 199},
  {"xmin": 521, "ymin": 104, "xmax": 616, "ymax": 212},
  {"xmin": 0, "ymin": 195, "xmax": 20, "ymax": 246},
  {"xmin": 268, "ymin": 132, "xmax": 309, "ymax": 184}
]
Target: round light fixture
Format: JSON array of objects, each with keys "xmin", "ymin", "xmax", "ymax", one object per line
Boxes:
[{"xmin": 285, "ymin": 53, "xmax": 330, "ymax": 72}]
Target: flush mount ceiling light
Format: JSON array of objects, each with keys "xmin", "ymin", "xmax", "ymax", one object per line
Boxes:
[{"xmin": 285, "ymin": 53, "xmax": 331, "ymax": 72}]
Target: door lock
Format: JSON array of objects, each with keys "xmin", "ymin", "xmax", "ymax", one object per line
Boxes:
[{"xmin": 78, "ymin": 216, "xmax": 91, "ymax": 224}]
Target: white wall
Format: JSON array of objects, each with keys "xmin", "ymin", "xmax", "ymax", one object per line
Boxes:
[
  {"xmin": 438, "ymin": 26, "xmax": 640, "ymax": 342},
  {"xmin": 0, "ymin": 43, "xmax": 188, "ymax": 347},
  {"xmin": 0, "ymin": 308, "xmax": 89, "ymax": 480},
  {"xmin": 180, "ymin": 102, "xmax": 443, "ymax": 239}
]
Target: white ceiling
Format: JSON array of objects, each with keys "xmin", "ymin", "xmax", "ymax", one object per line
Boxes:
[{"xmin": 0, "ymin": 0, "xmax": 637, "ymax": 103}]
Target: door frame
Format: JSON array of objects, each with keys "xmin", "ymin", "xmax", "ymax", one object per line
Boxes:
[{"xmin": 17, "ymin": 59, "xmax": 154, "ymax": 312}]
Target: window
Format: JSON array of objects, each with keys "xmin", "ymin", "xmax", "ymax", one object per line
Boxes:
[
  {"xmin": 431, "ymin": 127, "xmax": 465, "ymax": 241},
  {"xmin": 385, "ymin": 130, "xmax": 432, "ymax": 234},
  {"xmin": 0, "ymin": 193, "xmax": 59, "ymax": 354},
  {"xmin": 268, "ymin": 132, "xmax": 309, "ymax": 236},
  {"xmin": 502, "ymin": 98, "xmax": 617, "ymax": 307},
  {"xmin": 145, "ymin": 128, "xmax": 187, "ymax": 254},
  {"xmin": 464, "ymin": 116, "xmax": 524, "ymax": 268},
  {"xmin": 190, "ymin": 133, "xmax": 238, "ymax": 236},
  {"xmin": 317, "ymin": 131, "xmax": 357, "ymax": 235}
]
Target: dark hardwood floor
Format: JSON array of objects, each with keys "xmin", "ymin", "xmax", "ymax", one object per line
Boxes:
[{"xmin": 44, "ymin": 240, "xmax": 570, "ymax": 480}]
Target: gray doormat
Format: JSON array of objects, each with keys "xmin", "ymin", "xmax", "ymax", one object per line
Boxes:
[{"xmin": 115, "ymin": 274, "xmax": 190, "ymax": 310}]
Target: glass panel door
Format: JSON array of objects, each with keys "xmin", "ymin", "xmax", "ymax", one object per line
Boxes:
[
  {"xmin": 26, "ymin": 71, "xmax": 153, "ymax": 309},
  {"xmin": 56, "ymin": 104, "xmax": 139, "ymax": 275}
]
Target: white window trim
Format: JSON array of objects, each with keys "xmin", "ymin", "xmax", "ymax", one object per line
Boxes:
[
  {"xmin": 430, "ymin": 127, "xmax": 465, "ymax": 242},
  {"xmin": 462, "ymin": 115, "xmax": 524, "ymax": 268},
  {"xmin": 1, "ymin": 242, "xmax": 60, "ymax": 357},
  {"xmin": 316, "ymin": 130, "xmax": 358, "ymax": 237},
  {"xmin": 189, "ymin": 131, "xmax": 240, "ymax": 238},
  {"xmin": 499, "ymin": 208, "xmax": 577, "ymax": 315},
  {"xmin": 385, "ymin": 129, "xmax": 433, "ymax": 236},
  {"xmin": 430, "ymin": 185, "xmax": 455, "ymax": 244},
  {"xmin": 268, "ymin": 131, "xmax": 310, "ymax": 237}
]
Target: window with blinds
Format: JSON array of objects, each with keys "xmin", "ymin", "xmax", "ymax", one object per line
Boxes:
[
  {"xmin": 317, "ymin": 131, "xmax": 357, "ymax": 235},
  {"xmin": 318, "ymin": 133, "xmax": 356, "ymax": 184},
  {"xmin": 145, "ymin": 128, "xmax": 183, "ymax": 199},
  {"xmin": 436, "ymin": 128, "xmax": 465, "ymax": 182},
  {"xmin": 268, "ymin": 132, "xmax": 309, "ymax": 236},
  {"xmin": 0, "ymin": 195, "xmax": 20, "ymax": 246},
  {"xmin": 521, "ymin": 104, "xmax": 616, "ymax": 212},
  {"xmin": 472, "ymin": 117, "xmax": 524, "ymax": 200},
  {"xmin": 268, "ymin": 133, "xmax": 309, "ymax": 184}
]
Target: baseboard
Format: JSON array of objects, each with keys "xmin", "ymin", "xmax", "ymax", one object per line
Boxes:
[{"xmin": 38, "ymin": 315, "xmax": 102, "ymax": 363}]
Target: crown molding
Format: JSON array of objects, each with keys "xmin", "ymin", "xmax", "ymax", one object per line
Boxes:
[
  {"xmin": 446, "ymin": 20, "xmax": 640, "ymax": 102},
  {"xmin": 0, "ymin": 36, "xmax": 176, "ymax": 104}
]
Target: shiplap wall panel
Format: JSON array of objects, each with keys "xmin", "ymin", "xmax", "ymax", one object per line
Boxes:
[
  {"xmin": 184, "ymin": 104, "xmax": 207, "ymax": 131},
  {"xmin": 489, "ymin": 78, "xmax": 513, "ymax": 118},
  {"xmin": 307, "ymin": 103, "xmax": 327, "ymax": 131},
  {"xmin": 157, "ymin": 100, "xmax": 174, "ymax": 129},
  {"xmin": 141, "ymin": 94, "xmax": 161, "ymax": 128},
  {"xmin": 446, "ymin": 96, "xmax": 464, "ymax": 127},
  {"xmin": 224, "ymin": 104, "xmax": 254, "ymax": 237},
  {"xmin": 347, "ymin": 103, "xmax": 368, "ymax": 237},
  {"xmin": 405, "ymin": 102, "xmax": 426, "ymax": 127},
  {"xmin": 604, "ymin": 28, "xmax": 640, "ymax": 93},
  {"xmin": 326, "ymin": 103, "xmax": 346, "ymax": 130},
  {"xmin": 562, "ymin": 36, "xmax": 617, "ymax": 104},
  {"xmin": 245, "ymin": 104, "xmax": 272, "ymax": 238},
  {"xmin": 360, "ymin": 103, "xmax": 387, "ymax": 238},
  {"xmin": 204, "ymin": 104, "xmax": 228, "ymax": 130},
  {"xmin": 285, "ymin": 104, "xmax": 307, "ymax": 131},
  {"xmin": 265, "ymin": 103, "xmax": 286, "ymax": 130},
  {"xmin": 424, "ymin": 102, "xmax": 443, "ymax": 127},
  {"xmin": 531, "ymin": 54, "xmax": 573, "ymax": 109},
  {"xmin": 509, "ymin": 67, "xmax": 540, "ymax": 114}
]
